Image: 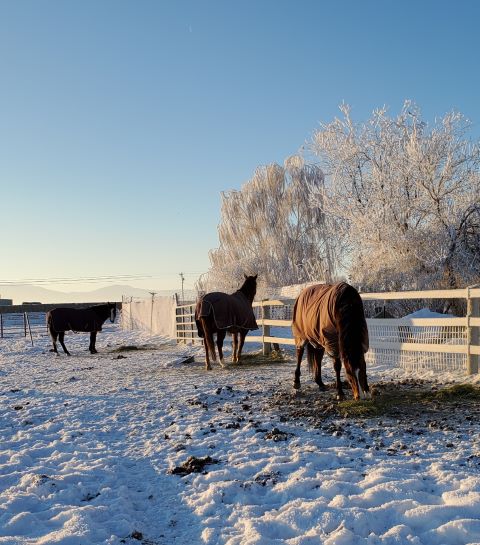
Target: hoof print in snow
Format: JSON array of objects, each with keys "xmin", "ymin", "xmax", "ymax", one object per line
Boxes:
[
  {"xmin": 82, "ymin": 492, "xmax": 100, "ymax": 502},
  {"xmin": 169, "ymin": 455, "xmax": 219, "ymax": 475},
  {"xmin": 129, "ymin": 530, "xmax": 143, "ymax": 541},
  {"xmin": 254, "ymin": 471, "xmax": 280, "ymax": 486},
  {"xmin": 264, "ymin": 427, "xmax": 292, "ymax": 442},
  {"xmin": 181, "ymin": 356, "xmax": 195, "ymax": 364},
  {"xmin": 34, "ymin": 474, "xmax": 51, "ymax": 486},
  {"xmin": 114, "ymin": 354, "xmax": 127, "ymax": 359},
  {"xmin": 186, "ymin": 397, "xmax": 208, "ymax": 409},
  {"xmin": 225, "ymin": 422, "xmax": 240, "ymax": 429}
]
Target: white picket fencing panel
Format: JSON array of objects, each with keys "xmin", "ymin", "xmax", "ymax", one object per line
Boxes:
[{"xmin": 175, "ymin": 286, "xmax": 480, "ymax": 375}]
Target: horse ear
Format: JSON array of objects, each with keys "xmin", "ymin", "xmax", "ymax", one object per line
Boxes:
[
  {"xmin": 244, "ymin": 273, "xmax": 248, "ymax": 279},
  {"xmin": 254, "ymin": 274, "xmax": 258, "ymax": 279}
]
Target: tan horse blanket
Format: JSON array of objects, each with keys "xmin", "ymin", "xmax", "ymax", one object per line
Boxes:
[
  {"xmin": 291, "ymin": 282, "xmax": 369, "ymax": 357},
  {"xmin": 196, "ymin": 291, "xmax": 258, "ymax": 331}
]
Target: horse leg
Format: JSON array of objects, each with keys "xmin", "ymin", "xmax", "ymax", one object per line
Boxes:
[
  {"xmin": 311, "ymin": 346, "xmax": 326, "ymax": 391},
  {"xmin": 49, "ymin": 328, "xmax": 59, "ymax": 354},
  {"xmin": 334, "ymin": 357, "xmax": 345, "ymax": 400},
  {"xmin": 236, "ymin": 331, "xmax": 247, "ymax": 362},
  {"xmin": 216, "ymin": 329, "xmax": 227, "ymax": 367},
  {"xmin": 58, "ymin": 332, "xmax": 71, "ymax": 356},
  {"xmin": 232, "ymin": 332, "xmax": 239, "ymax": 363},
  {"xmin": 294, "ymin": 340, "xmax": 306, "ymax": 389},
  {"xmin": 201, "ymin": 319, "xmax": 216, "ymax": 370},
  {"xmin": 89, "ymin": 332, "xmax": 98, "ymax": 354}
]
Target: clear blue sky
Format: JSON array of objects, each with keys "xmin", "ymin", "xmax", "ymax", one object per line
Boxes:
[{"xmin": 1, "ymin": 0, "xmax": 479, "ymax": 294}]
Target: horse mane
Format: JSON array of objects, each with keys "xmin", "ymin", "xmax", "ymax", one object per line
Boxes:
[
  {"xmin": 86, "ymin": 303, "xmax": 115, "ymax": 319},
  {"xmin": 87, "ymin": 303, "xmax": 110, "ymax": 311},
  {"xmin": 237, "ymin": 275, "xmax": 257, "ymax": 303},
  {"xmin": 337, "ymin": 285, "xmax": 366, "ymax": 365}
]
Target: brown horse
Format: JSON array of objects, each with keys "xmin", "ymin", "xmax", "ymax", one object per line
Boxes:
[
  {"xmin": 47, "ymin": 303, "xmax": 117, "ymax": 355},
  {"xmin": 291, "ymin": 282, "xmax": 371, "ymax": 400},
  {"xmin": 195, "ymin": 275, "xmax": 258, "ymax": 370}
]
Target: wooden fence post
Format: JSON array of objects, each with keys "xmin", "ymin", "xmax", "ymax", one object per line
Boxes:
[
  {"xmin": 262, "ymin": 301, "xmax": 271, "ymax": 356},
  {"xmin": 23, "ymin": 312, "xmax": 27, "ymax": 337},
  {"xmin": 25, "ymin": 313, "xmax": 33, "ymax": 347},
  {"xmin": 174, "ymin": 294, "xmax": 180, "ymax": 344},
  {"xmin": 191, "ymin": 304, "xmax": 195, "ymax": 344},
  {"xmin": 467, "ymin": 286, "xmax": 480, "ymax": 375},
  {"xmin": 0, "ymin": 313, "xmax": 3, "ymax": 338}
]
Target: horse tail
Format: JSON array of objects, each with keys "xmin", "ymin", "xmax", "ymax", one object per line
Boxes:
[
  {"xmin": 195, "ymin": 300, "xmax": 205, "ymax": 338},
  {"xmin": 306, "ymin": 343, "xmax": 315, "ymax": 374},
  {"xmin": 46, "ymin": 311, "xmax": 57, "ymax": 342},
  {"xmin": 46, "ymin": 311, "xmax": 53, "ymax": 333}
]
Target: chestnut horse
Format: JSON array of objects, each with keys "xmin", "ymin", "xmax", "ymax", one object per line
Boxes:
[
  {"xmin": 291, "ymin": 282, "xmax": 371, "ymax": 400},
  {"xmin": 195, "ymin": 275, "xmax": 258, "ymax": 370}
]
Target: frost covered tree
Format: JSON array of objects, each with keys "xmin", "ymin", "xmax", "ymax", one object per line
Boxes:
[
  {"xmin": 309, "ymin": 102, "xmax": 480, "ymax": 292},
  {"xmin": 198, "ymin": 156, "xmax": 342, "ymax": 295}
]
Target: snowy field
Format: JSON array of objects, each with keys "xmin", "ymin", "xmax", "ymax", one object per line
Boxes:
[{"xmin": 1, "ymin": 324, "xmax": 480, "ymax": 545}]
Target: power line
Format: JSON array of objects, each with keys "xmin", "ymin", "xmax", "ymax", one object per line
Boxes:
[
  {"xmin": 0, "ymin": 271, "xmax": 206, "ymax": 286},
  {"xmin": 0, "ymin": 275, "xmax": 153, "ymax": 286}
]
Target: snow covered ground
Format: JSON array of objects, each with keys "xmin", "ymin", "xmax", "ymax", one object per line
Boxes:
[{"xmin": 1, "ymin": 325, "xmax": 480, "ymax": 545}]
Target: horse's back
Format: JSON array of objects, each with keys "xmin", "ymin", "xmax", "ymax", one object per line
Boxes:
[
  {"xmin": 195, "ymin": 291, "xmax": 258, "ymax": 331},
  {"xmin": 47, "ymin": 307, "xmax": 103, "ymax": 333},
  {"xmin": 292, "ymin": 283, "xmax": 351, "ymax": 354}
]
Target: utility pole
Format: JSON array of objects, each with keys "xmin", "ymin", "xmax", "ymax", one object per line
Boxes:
[
  {"xmin": 179, "ymin": 273, "xmax": 185, "ymax": 303},
  {"xmin": 148, "ymin": 291, "xmax": 156, "ymax": 333}
]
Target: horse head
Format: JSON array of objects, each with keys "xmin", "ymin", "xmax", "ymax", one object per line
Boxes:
[
  {"xmin": 241, "ymin": 274, "xmax": 258, "ymax": 303},
  {"xmin": 108, "ymin": 302, "xmax": 117, "ymax": 323},
  {"xmin": 341, "ymin": 353, "xmax": 371, "ymax": 401}
]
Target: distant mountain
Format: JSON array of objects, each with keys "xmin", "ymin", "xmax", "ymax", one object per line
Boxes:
[{"xmin": 0, "ymin": 284, "xmax": 180, "ymax": 305}]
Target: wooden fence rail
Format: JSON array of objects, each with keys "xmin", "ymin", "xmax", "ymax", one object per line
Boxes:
[{"xmin": 176, "ymin": 286, "xmax": 480, "ymax": 375}]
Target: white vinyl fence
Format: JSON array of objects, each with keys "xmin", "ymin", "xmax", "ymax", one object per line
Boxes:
[
  {"xmin": 121, "ymin": 295, "xmax": 177, "ymax": 338},
  {"xmin": 175, "ymin": 286, "xmax": 480, "ymax": 375}
]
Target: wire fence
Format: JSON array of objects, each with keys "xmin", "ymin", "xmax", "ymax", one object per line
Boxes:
[{"xmin": 0, "ymin": 312, "xmax": 48, "ymax": 339}]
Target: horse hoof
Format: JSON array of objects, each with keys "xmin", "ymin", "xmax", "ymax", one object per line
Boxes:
[
  {"xmin": 318, "ymin": 383, "xmax": 327, "ymax": 392},
  {"xmin": 293, "ymin": 382, "xmax": 301, "ymax": 390}
]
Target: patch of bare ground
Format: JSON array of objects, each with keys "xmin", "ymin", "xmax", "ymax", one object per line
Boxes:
[
  {"xmin": 268, "ymin": 380, "xmax": 480, "ymax": 423},
  {"xmin": 229, "ymin": 350, "xmax": 288, "ymax": 368},
  {"xmin": 111, "ymin": 343, "xmax": 173, "ymax": 352}
]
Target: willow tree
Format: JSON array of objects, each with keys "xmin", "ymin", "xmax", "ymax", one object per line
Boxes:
[
  {"xmin": 309, "ymin": 102, "xmax": 480, "ymax": 292},
  {"xmin": 198, "ymin": 157, "xmax": 341, "ymax": 295}
]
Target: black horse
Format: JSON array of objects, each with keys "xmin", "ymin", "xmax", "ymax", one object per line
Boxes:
[
  {"xmin": 291, "ymin": 282, "xmax": 371, "ymax": 400},
  {"xmin": 47, "ymin": 303, "xmax": 117, "ymax": 355},
  {"xmin": 195, "ymin": 275, "xmax": 258, "ymax": 370}
]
